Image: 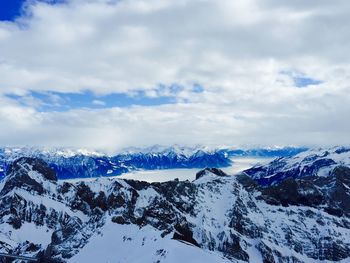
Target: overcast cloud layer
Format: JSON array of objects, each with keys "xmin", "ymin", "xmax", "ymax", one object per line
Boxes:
[{"xmin": 0, "ymin": 0, "xmax": 349, "ymax": 152}]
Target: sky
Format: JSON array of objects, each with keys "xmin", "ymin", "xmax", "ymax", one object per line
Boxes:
[{"xmin": 0, "ymin": 0, "xmax": 349, "ymax": 152}]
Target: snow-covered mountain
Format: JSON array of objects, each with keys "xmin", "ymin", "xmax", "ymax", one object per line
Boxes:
[
  {"xmin": 221, "ymin": 146, "xmax": 307, "ymax": 158},
  {"xmin": 0, "ymin": 146, "xmax": 307, "ymax": 181},
  {"xmin": 0, "ymin": 155, "xmax": 349, "ymax": 262},
  {"xmin": 0, "ymin": 146, "xmax": 232, "ymax": 180},
  {"xmin": 244, "ymin": 146, "xmax": 350, "ymax": 186},
  {"xmin": 124, "ymin": 145, "xmax": 308, "ymax": 158}
]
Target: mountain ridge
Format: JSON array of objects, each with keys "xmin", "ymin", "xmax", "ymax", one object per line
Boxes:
[
  {"xmin": 244, "ymin": 146, "xmax": 350, "ymax": 185},
  {"xmin": 0, "ymin": 154, "xmax": 349, "ymax": 262}
]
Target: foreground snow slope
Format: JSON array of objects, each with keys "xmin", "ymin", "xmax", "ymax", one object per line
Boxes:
[{"xmin": 69, "ymin": 222, "xmax": 232, "ymax": 263}]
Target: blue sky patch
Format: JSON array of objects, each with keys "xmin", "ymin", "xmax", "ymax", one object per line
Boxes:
[
  {"xmin": 292, "ymin": 76, "xmax": 323, "ymax": 88},
  {"xmin": 280, "ymin": 70, "xmax": 323, "ymax": 88},
  {"xmin": 6, "ymin": 90, "xmax": 177, "ymax": 112},
  {"xmin": 0, "ymin": 0, "xmax": 64, "ymax": 21},
  {"xmin": 0, "ymin": 0, "xmax": 25, "ymax": 21},
  {"xmin": 192, "ymin": 84, "xmax": 205, "ymax": 93}
]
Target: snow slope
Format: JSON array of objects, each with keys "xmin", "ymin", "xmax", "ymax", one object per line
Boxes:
[{"xmin": 69, "ymin": 222, "xmax": 232, "ymax": 263}]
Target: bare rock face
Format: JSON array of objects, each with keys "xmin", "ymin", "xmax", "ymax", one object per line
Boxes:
[
  {"xmin": 256, "ymin": 165, "xmax": 350, "ymax": 217},
  {"xmin": 195, "ymin": 167, "xmax": 228, "ymax": 179},
  {"xmin": 0, "ymin": 158, "xmax": 349, "ymax": 262}
]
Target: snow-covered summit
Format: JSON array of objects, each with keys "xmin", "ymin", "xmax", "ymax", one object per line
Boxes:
[
  {"xmin": 2, "ymin": 147, "xmax": 104, "ymax": 159},
  {"xmin": 121, "ymin": 144, "xmax": 214, "ymax": 157}
]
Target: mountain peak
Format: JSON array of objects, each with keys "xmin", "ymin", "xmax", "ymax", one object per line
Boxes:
[
  {"xmin": 1, "ymin": 157, "xmax": 57, "ymax": 196},
  {"xmin": 195, "ymin": 168, "xmax": 228, "ymax": 180}
]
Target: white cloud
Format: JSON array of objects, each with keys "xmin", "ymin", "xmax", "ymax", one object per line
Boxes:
[
  {"xmin": 1, "ymin": 90, "xmax": 349, "ymax": 152},
  {"xmin": 0, "ymin": 0, "xmax": 350, "ymax": 150},
  {"xmin": 1, "ymin": 0, "xmax": 349, "ymax": 94},
  {"xmin": 92, "ymin": 99, "xmax": 106, "ymax": 106}
]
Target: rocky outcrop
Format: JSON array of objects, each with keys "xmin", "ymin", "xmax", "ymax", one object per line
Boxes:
[
  {"xmin": 1, "ymin": 157, "xmax": 57, "ymax": 196},
  {"xmin": 195, "ymin": 167, "xmax": 228, "ymax": 179},
  {"xmin": 253, "ymin": 166, "xmax": 350, "ymax": 217}
]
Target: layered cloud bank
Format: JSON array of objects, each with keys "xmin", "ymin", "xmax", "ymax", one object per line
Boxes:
[{"xmin": 0, "ymin": 0, "xmax": 349, "ymax": 150}]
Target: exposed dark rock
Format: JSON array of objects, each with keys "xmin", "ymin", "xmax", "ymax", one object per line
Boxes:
[
  {"xmin": 172, "ymin": 223, "xmax": 200, "ymax": 247},
  {"xmin": 236, "ymin": 173, "xmax": 260, "ymax": 191},
  {"xmin": 107, "ymin": 193, "xmax": 125, "ymax": 208},
  {"xmin": 124, "ymin": 179, "xmax": 151, "ymax": 190},
  {"xmin": 229, "ymin": 197, "xmax": 262, "ymax": 239},
  {"xmin": 259, "ymin": 177, "xmax": 325, "ymax": 207},
  {"xmin": 111, "ymin": 216, "xmax": 130, "ymax": 225},
  {"xmin": 195, "ymin": 168, "xmax": 228, "ymax": 180},
  {"xmin": 258, "ymin": 166, "xmax": 350, "ymax": 217},
  {"xmin": 219, "ymin": 233, "xmax": 249, "ymax": 262},
  {"xmin": 257, "ymin": 242, "xmax": 275, "ymax": 263}
]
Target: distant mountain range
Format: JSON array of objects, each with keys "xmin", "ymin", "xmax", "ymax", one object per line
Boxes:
[
  {"xmin": 220, "ymin": 146, "xmax": 308, "ymax": 157},
  {"xmin": 0, "ymin": 146, "xmax": 307, "ymax": 180}
]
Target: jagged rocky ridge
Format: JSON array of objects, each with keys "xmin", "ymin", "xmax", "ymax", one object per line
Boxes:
[
  {"xmin": 0, "ymin": 157, "xmax": 349, "ymax": 262},
  {"xmin": 244, "ymin": 146, "xmax": 350, "ymax": 186}
]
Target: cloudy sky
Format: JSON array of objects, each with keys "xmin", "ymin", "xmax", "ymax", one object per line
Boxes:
[{"xmin": 0, "ymin": 0, "xmax": 349, "ymax": 152}]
